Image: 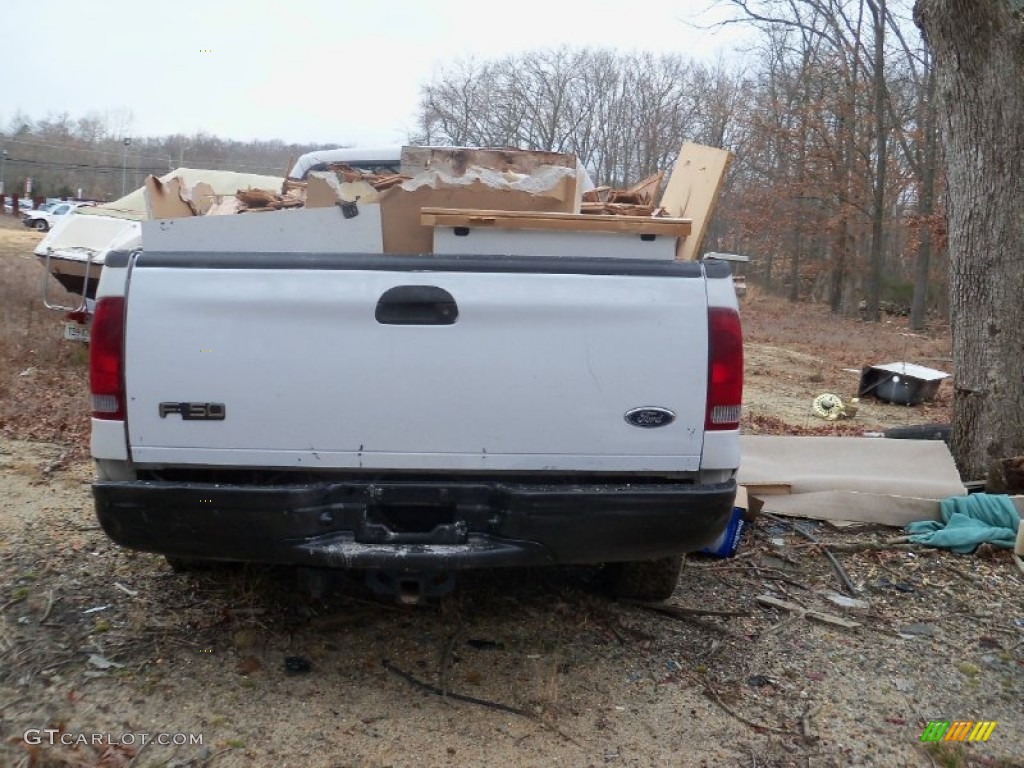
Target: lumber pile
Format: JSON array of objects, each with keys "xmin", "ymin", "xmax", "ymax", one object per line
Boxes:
[
  {"xmin": 581, "ymin": 172, "xmax": 666, "ymax": 217},
  {"xmin": 235, "ymin": 188, "xmax": 305, "ymax": 212},
  {"xmin": 580, "ymin": 201, "xmax": 666, "ymax": 217},
  {"xmin": 324, "ymin": 164, "xmax": 410, "ymax": 191}
]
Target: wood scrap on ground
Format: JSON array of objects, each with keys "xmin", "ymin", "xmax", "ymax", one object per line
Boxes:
[
  {"xmin": 755, "ymin": 594, "xmax": 862, "ymax": 630},
  {"xmin": 1012, "ymin": 552, "xmax": 1024, "ymax": 576},
  {"xmin": 763, "ymin": 513, "xmax": 858, "ymax": 596},
  {"xmin": 618, "ymin": 599, "xmax": 751, "ymax": 619}
]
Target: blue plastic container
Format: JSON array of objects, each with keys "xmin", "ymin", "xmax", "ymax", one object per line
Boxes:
[{"xmin": 699, "ymin": 507, "xmax": 746, "ymax": 558}]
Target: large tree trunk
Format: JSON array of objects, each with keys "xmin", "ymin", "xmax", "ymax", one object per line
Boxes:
[{"xmin": 914, "ymin": 0, "xmax": 1024, "ymax": 479}]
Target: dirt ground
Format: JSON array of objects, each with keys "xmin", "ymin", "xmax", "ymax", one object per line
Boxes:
[{"xmin": 0, "ymin": 218, "xmax": 1020, "ymax": 768}]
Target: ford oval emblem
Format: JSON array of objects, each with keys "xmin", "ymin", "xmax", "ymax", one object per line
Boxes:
[{"xmin": 624, "ymin": 407, "xmax": 676, "ymax": 428}]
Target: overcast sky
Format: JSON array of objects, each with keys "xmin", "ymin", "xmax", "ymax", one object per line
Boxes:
[{"xmin": 1, "ymin": 0, "xmax": 753, "ymax": 148}]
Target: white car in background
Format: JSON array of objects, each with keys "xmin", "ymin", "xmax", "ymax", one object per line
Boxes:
[{"xmin": 23, "ymin": 202, "xmax": 92, "ymax": 232}]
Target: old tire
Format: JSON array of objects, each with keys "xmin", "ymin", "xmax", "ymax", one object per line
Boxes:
[
  {"xmin": 609, "ymin": 555, "xmax": 683, "ymax": 601},
  {"xmin": 883, "ymin": 423, "xmax": 951, "ymax": 445},
  {"xmin": 33, "ymin": 219, "xmax": 48, "ymax": 232}
]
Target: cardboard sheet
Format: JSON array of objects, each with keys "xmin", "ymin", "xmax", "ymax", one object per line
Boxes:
[
  {"xmin": 739, "ymin": 436, "xmax": 966, "ymax": 499},
  {"xmin": 144, "ymin": 176, "xmax": 195, "ymax": 219},
  {"xmin": 191, "ymin": 182, "xmax": 217, "ymax": 215},
  {"xmin": 738, "ymin": 436, "xmax": 966, "ymax": 525},
  {"xmin": 751, "ymin": 491, "xmax": 945, "ymax": 525}
]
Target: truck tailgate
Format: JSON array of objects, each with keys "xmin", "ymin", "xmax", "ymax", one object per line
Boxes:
[{"xmin": 124, "ymin": 253, "xmax": 709, "ymax": 472}]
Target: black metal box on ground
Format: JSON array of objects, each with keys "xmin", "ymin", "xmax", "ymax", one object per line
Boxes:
[{"xmin": 858, "ymin": 362, "xmax": 950, "ymax": 405}]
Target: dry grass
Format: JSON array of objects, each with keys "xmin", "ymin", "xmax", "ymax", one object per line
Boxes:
[
  {"xmin": 0, "ymin": 217, "xmax": 90, "ymax": 451},
  {"xmin": 739, "ymin": 288, "xmax": 953, "ymax": 434},
  {"xmin": 741, "ymin": 288, "xmax": 952, "ymax": 370}
]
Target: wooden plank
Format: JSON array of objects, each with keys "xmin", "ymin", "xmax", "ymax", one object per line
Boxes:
[
  {"xmin": 659, "ymin": 142, "xmax": 732, "ymax": 261},
  {"xmin": 580, "ymin": 202, "xmax": 661, "ymax": 217},
  {"xmin": 755, "ymin": 595, "xmax": 861, "ymax": 630},
  {"xmin": 805, "ymin": 611, "xmax": 862, "ymax": 630},
  {"xmin": 756, "ymin": 595, "xmax": 804, "ymax": 613},
  {"xmin": 421, "ymin": 207, "xmax": 691, "ymax": 237}
]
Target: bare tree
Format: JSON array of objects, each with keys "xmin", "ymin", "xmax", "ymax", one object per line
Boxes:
[{"xmin": 416, "ymin": 48, "xmax": 747, "ymax": 187}]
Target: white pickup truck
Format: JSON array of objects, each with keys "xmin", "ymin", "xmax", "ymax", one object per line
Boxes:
[{"xmin": 88, "ymin": 197, "xmax": 742, "ymax": 603}]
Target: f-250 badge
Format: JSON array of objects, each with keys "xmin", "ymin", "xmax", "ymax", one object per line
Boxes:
[
  {"xmin": 624, "ymin": 407, "xmax": 675, "ymax": 428},
  {"xmin": 159, "ymin": 402, "xmax": 226, "ymax": 420}
]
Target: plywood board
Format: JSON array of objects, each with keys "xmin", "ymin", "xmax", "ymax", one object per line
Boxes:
[
  {"xmin": 422, "ymin": 208, "xmax": 692, "ymax": 237},
  {"xmin": 659, "ymin": 142, "xmax": 732, "ymax": 261}
]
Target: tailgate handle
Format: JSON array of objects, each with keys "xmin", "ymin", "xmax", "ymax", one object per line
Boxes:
[{"xmin": 375, "ymin": 285, "xmax": 458, "ymax": 325}]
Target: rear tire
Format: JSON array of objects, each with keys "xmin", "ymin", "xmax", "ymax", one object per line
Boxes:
[
  {"xmin": 33, "ymin": 219, "xmax": 48, "ymax": 232},
  {"xmin": 609, "ymin": 555, "xmax": 683, "ymax": 601}
]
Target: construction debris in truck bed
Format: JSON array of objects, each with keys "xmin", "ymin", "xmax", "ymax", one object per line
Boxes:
[
  {"xmin": 324, "ymin": 164, "xmax": 411, "ymax": 190},
  {"xmin": 235, "ymin": 188, "xmax": 305, "ymax": 212},
  {"xmin": 137, "ymin": 143, "xmax": 732, "ymax": 260},
  {"xmin": 580, "ymin": 202, "xmax": 666, "ymax": 217}
]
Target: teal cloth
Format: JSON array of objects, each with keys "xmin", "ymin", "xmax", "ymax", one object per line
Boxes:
[{"xmin": 906, "ymin": 493, "xmax": 1021, "ymax": 554}]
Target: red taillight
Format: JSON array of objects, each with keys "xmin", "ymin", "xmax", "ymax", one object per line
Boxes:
[
  {"xmin": 706, "ymin": 306, "xmax": 743, "ymax": 430},
  {"xmin": 90, "ymin": 297, "xmax": 125, "ymax": 420}
]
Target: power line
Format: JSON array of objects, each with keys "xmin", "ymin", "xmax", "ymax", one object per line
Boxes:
[
  {"xmin": 0, "ymin": 136, "xmax": 174, "ymax": 164},
  {"xmin": 1, "ymin": 155, "xmax": 284, "ymax": 175}
]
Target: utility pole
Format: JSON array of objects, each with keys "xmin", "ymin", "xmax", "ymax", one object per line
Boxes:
[
  {"xmin": 0, "ymin": 149, "xmax": 7, "ymax": 196},
  {"xmin": 121, "ymin": 137, "xmax": 132, "ymax": 196}
]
